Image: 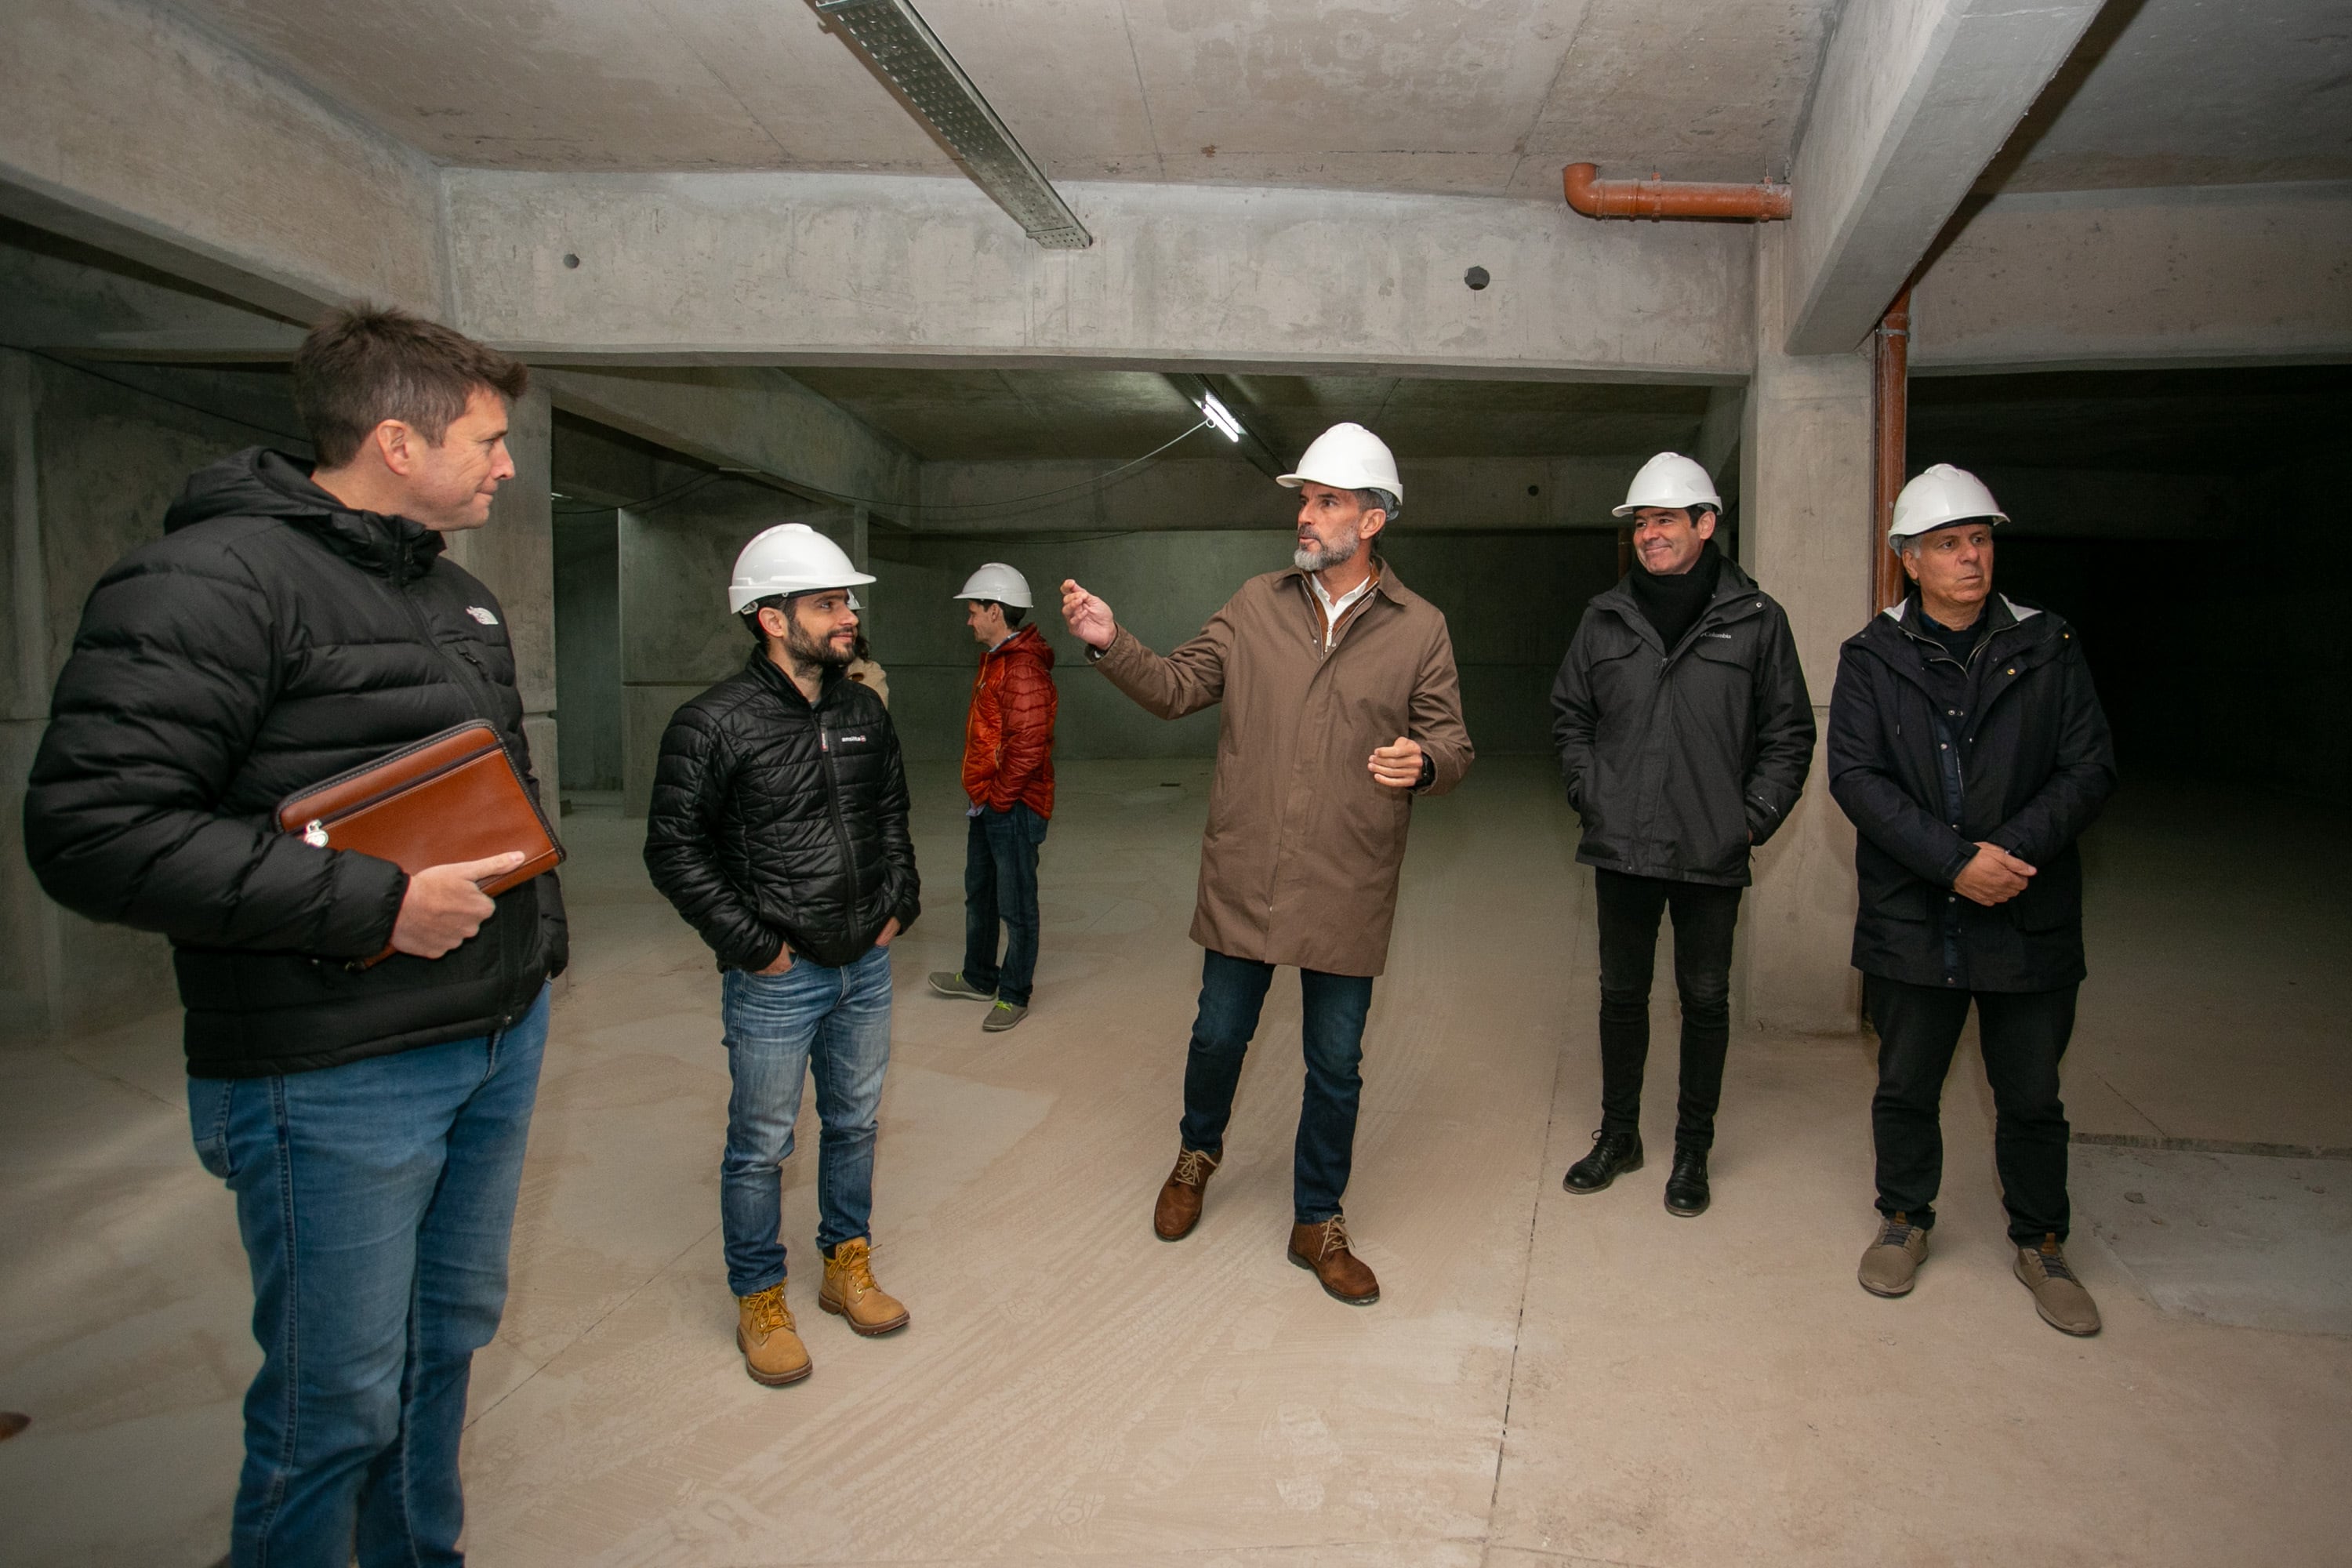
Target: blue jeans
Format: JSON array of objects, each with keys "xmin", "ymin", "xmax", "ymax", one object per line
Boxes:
[
  {"xmin": 962, "ymin": 804, "xmax": 1047, "ymax": 1006},
  {"xmin": 720, "ymin": 944, "xmax": 894, "ymax": 1295},
  {"xmin": 1177, "ymin": 949, "xmax": 1374, "ymax": 1225},
  {"xmin": 189, "ymin": 985, "xmax": 550, "ymax": 1568}
]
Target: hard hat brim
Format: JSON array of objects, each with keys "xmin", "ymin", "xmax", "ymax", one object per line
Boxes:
[
  {"xmin": 727, "ymin": 572, "xmax": 877, "ymax": 616},
  {"xmin": 1887, "ymin": 512, "xmax": 2008, "ymax": 545}
]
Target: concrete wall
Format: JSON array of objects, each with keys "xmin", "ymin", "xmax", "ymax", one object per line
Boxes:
[
  {"xmin": 554, "ymin": 511, "xmax": 622, "ymax": 793},
  {"xmin": 2, "ymin": 352, "xmax": 311, "ymax": 1034},
  {"xmin": 1913, "ymin": 183, "xmax": 2352, "ymax": 373}
]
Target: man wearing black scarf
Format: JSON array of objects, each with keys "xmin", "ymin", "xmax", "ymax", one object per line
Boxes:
[{"xmin": 1552, "ymin": 453, "xmax": 1817, "ymax": 1218}]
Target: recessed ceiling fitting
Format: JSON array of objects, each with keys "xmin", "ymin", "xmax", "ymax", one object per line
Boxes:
[{"xmin": 813, "ymin": 0, "xmax": 1092, "ymax": 250}]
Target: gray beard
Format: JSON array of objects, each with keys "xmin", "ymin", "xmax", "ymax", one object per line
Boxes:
[{"xmin": 1294, "ymin": 532, "xmax": 1361, "ymax": 573}]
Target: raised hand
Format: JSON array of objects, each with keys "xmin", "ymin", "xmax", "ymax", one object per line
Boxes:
[{"xmin": 1061, "ymin": 579, "xmax": 1116, "ymax": 651}]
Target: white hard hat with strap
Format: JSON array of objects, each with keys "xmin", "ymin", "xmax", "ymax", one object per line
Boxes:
[
  {"xmin": 1276, "ymin": 423, "xmax": 1403, "ymax": 503},
  {"xmin": 728, "ymin": 523, "xmax": 875, "ymax": 615},
  {"xmin": 953, "ymin": 563, "xmax": 1033, "ymax": 608}
]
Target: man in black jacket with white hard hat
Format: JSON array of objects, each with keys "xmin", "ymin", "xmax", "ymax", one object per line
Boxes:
[
  {"xmin": 1830, "ymin": 463, "xmax": 2116, "ymax": 1336},
  {"xmin": 1552, "ymin": 453, "xmax": 1817, "ymax": 1217},
  {"xmin": 24, "ymin": 307, "xmax": 565, "ymax": 1566},
  {"xmin": 644, "ymin": 522, "xmax": 920, "ymax": 1388}
]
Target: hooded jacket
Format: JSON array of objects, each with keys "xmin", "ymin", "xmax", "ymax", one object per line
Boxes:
[
  {"xmin": 961, "ymin": 622, "xmax": 1058, "ymax": 818},
  {"xmin": 643, "ymin": 653, "xmax": 920, "ymax": 971},
  {"xmin": 23, "ymin": 448, "xmax": 567, "ymax": 1077},
  {"xmin": 1552, "ymin": 552, "xmax": 1816, "ymax": 886},
  {"xmin": 1828, "ymin": 592, "xmax": 2116, "ymax": 992}
]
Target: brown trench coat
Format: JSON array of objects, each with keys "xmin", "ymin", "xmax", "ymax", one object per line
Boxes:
[{"xmin": 1094, "ymin": 560, "xmax": 1472, "ymax": 977}]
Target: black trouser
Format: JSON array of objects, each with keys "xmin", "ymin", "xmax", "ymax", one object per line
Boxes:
[
  {"xmin": 1593, "ymin": 869, "xmax": 1743, "ymax": 1155},
  {"xmin": 1865, "ymin": 973, "xmax": 2076, "ymax": 1243}
]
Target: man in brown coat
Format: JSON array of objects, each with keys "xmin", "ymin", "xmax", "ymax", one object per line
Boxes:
[{"xmin": 1060, "ymin": 422, "xmax": 1472, "ymax": 1305}]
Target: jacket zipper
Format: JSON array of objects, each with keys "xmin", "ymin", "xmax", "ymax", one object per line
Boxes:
[
  {"xmin": 817, "ymin": 707, "xmax": 868, "ymax": 941},
  {"xmin": 390, "ymin": 545, "xmax": 526, "ymax": 1015}
]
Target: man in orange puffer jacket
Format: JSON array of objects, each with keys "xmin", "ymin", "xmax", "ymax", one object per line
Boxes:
[{"xmin": 928, "ymin": 564, "xmax": 1058, "ymax": 1033}]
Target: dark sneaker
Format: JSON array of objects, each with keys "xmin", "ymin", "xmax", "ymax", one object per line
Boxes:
[
  {"xmin": 1663, "ymin": 1149, "xmax": 1711, "ymax": 1217},
  {"xmin": 1563, "ymin": 1129, "xmax": 1644, "ymax": 1194},
  {"xmin": 982, "ymin": 1000, "xmax": 1028, "ymax": 1033},
  {"xmin": 2015, "ymin": 1235, "xmax": 2101, "ymax": 1336},
  {"xmin": 1858, "ymin": 1211, "xmax": 1930, "ymax": 1297},
  {"xmin": 927, "ymin": 971, "xmax": 994, "ymax": 1000}
]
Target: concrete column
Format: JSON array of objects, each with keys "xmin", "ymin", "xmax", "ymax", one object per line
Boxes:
[
  {"xmin": 445, "ymin": 384, "xmax": 560, "ymax": 804},
  {"xmin": 1737, "ymin": 226, "xmax": 1871, "ymax": 1035},
  {"xmin": 1, "ymin": 349, "xmax": 64, "ymax": 1035}
]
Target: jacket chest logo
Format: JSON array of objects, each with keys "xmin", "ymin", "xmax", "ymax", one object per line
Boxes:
[{"xmin": 466, "ymin": 606, "xmax": 499, "ymax": 626}]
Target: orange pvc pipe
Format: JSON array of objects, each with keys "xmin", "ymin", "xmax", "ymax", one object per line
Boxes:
[
  {"xmin": 1871, "ymin": 287, "xmax": 1912, "ymax": 614},
  {"xmin": 1562, "ymin": 162, "xmax": 1791, "ymax": 221}
]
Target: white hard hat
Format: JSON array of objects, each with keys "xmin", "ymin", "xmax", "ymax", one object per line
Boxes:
[
  {"xmin": 1276, "ymin": 422, "xmax": 1403, "ymax": 504},
  {"xmin": 728, "ymin": 523, "xmax": 876, "ymax": 615},
  {"xmin": 953, "ymin": 562, "xmax": 1033, "ymax": 609},
  {"xmin": 1889, "ymin": 463, "xmax": 2008, "ymax": 546},
  {"xmin": 1613, "ymin": 452, "xmax": 1722, "ymax": 517}
]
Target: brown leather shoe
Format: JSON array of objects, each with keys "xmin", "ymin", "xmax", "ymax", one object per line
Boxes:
[
  {"xmin": 1288, "ymin": 1216, "xmax": 1379, "ymax": 1305},
  {"xmin": 1153, "ymin": 1146, "xmax": 1219, "ymax": 1240}
]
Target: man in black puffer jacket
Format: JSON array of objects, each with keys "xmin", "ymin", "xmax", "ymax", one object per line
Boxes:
[
  {"xmin": 1831, "ymin": 464, "xmax": 2115, "ymax": 1338},
  {"xmin": 24, "ymin": 307, "xmax": 565, "ymax": 1566},
  {"xmin": 644, "ymin": 522, "xmax": 920, "ymax": 1388}
]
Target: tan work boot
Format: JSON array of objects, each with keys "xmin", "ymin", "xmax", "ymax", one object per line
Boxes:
[
  {"xmin": 1288, "ymin": 1216, "xmax": 1380, "ymax": 1305},
  {"xmin": 1858, "ymin": 1211, "xmax": 1930, "ymax": 1298},
  {"xmin": 2015, "ymin": 1234, "xmax": 2101, "ymax": 1336},
  {"xmin": 735, "ymin": 1282, "xmax": 811, "ymax": 1386},
  {"xmin": 818, "ymin": 1237, "xmax": 910, "ymax": 1336},
  {"xmin": 1153, "ymin": 1146, "xmax": 1219, "ymax": 1241}
]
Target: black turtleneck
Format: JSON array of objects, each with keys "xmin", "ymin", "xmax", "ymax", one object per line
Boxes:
[{"xmin": 1628, "ymin": 539, "xmax": 1722, "ymax": 650}]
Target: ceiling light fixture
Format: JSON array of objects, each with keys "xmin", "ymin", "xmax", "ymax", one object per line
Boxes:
[
  {"xmin": 812, "ymin": 0, "xmax": 1092, "ymax": 250},
  {"xmin": 1198, "ymin": 391, "xmax": 1243, "ymax": 443}
]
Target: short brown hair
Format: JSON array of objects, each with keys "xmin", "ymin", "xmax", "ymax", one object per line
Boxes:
[{"xmin": 292, "ymin": 304, "xmax": 529, "ymax": 467}]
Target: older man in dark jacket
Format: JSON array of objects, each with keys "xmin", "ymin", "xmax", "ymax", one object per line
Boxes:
[
  {"xmin": 1552, "ymin": 453, "xmax": 1816, "ymax": 1218},
  {"xmin": 645, "ymin": 522, "xmax": 920, "ymax": 1388},
  {"xmin": 1830, "ymin": 464, "xmax": 2116, "ymax": 1336},
  {"xmin": 24, "ymin": 308, "xmax": 565, "ymax": 1566}
]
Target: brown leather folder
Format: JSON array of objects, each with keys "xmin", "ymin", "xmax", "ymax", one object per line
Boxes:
[{"xmin": 276, "ymin": 721, "xmax": 564, "ymax": 967}]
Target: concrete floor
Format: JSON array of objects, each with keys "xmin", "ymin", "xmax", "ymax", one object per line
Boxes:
[{"xmin": 2, "ymin": 759, "xmax": 2347, "ymax": 1566}]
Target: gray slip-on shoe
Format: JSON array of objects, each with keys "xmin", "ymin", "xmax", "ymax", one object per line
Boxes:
[
  {"xmin": 2015, "ymin": 1236, "xmax": 2101, "ymax": 1336},
  {"xmin": 927, "ymin": 971, "xmax": 995, "ymax": 1001},
  {"xmin": 982, "ymin": 1000, "xmax": 1028, "ymax": 1033},
  {"xmin": 1858, "ymin": 1211, "xmax": 1930, "ymax": 1298}
]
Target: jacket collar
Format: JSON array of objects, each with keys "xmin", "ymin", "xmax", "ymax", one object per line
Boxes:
[
  {"xmin": 982, "ymin": 621, "xmax": 1047, "ymax": 662},
  {"xmin": 1594, "ymin": 550, "xmax": 1767, "ymax": 648},
  {"xmin": 744, "ymin": 647, "xmax": 848, "ymax": 711},
  {"xmin": 1279, "ymin": 552, "xmax": 1417, "ymax": 608}
]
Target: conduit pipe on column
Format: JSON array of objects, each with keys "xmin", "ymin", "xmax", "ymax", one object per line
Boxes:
[
  {"xmin": 1871, "ymin": 287, "xmax": 1913, "ymax": 614},
  {"xmin": 1561, "ymin": 162, "xmax": 1791, "ymax": 221}
]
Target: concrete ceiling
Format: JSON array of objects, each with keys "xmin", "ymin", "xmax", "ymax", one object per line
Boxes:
[
  {"xmin": 162, "ymin": 0, "xmax": 2349, "ymax": 202},
  {"xmin": 785, "ymin": 368, "xmax": 1711, "ymax": 461},
  {"xmin": 173, "ymin": 0, "xmax": 1834, "ymax": 196},
  {"xmin": 1984, "ymin": 0, "xmax": 2352, "ymax": 193}
]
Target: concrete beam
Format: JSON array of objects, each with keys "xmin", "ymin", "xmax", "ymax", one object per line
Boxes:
[
  {"xmin": 1912, "ymin": 183, "xmax": 2352, "ymax": 373},
  {"xmin": 537, "ymin": 365, "xmax": 920, "ymax": 521},
  {"xmin": 909, "ymin": 456, "xmax": 1645, "ymax": 535},
  {"xmin": 0, "ymin": 0, "xmax": 445, "ymax": 322},
  {"xmin": 1784, "ymin": 0, "xmax": 2103, "ymax": 357},
  {"xmin": 0, "ymin": 232, "xmax": 304, "ymax": 359},
  {"xmin": 443, "ymin": 171, "xmax": 1755, "ymax": 381}
]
